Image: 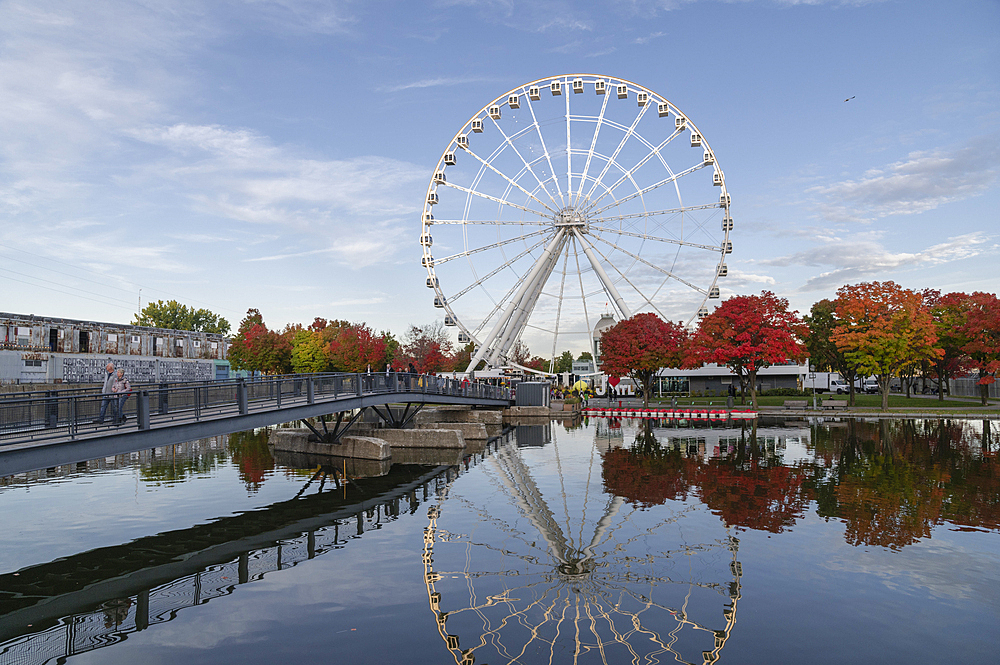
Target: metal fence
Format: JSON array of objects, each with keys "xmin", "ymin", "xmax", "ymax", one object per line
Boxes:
[{"xmin": 0, "ymin": 372, "xmax": 510, "ymax": 446}]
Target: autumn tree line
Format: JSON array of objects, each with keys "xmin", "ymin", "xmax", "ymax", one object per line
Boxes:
[
  {"xmin": 215, "ymin": 281, "xmax": 998, "ymax": 411},
  {"xmin": 598, "ymin": 282, "xmax": 1000, "ymax": 410}
]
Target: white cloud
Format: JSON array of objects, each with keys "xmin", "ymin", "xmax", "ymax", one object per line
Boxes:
[
  {"xmin": 766, "ymin": 232, "xmax": 994, "ymax": 291},
  {"xmin": 810, "ymin": 136, "xmax": 1000, "ymax": 223},
  {"xmin": 378, "ymin": 76, "xmax": 499, "ymax": 93}
]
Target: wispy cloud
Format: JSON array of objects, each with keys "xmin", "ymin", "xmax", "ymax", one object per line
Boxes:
[
  {"xmin": 810, "ymin": 136, "xmax": 1000, "ymax": 223},
  {"xmin": 633, "ymin": 31, "xmax": 665, "ymax": 44},
  {"xmin": 765, "ymin": 231, "xmax": 995, "ymax": 291},
  {"xmin": 378, "ymin": 75, "xmax": 498, "ymax": 93}
]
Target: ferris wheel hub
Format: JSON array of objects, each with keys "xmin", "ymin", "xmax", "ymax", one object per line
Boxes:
[{"xmin": 553, "ymin": 206, "xmax": 588, "ymax": 230}]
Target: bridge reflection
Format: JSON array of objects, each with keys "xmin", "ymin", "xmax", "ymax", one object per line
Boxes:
[{"xmin": 0, "ymin": 430, "xmax": 514, "ymax": 665}]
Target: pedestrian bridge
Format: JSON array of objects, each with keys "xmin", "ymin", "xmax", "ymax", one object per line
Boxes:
[{"xmin": 0, "ymin": 372, "xmax": 511, "ymax": 476}]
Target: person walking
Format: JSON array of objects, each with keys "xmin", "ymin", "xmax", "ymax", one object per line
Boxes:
[
  {"xmin": 112, "ymin": 368, "xmax": 131, "ymax": 424},
  {"xmin": 97, "ymin": 362, "xmax": 116, "ymax": 424}
]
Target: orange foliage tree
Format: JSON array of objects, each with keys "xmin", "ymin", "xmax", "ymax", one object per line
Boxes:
[
  {"xmin": 598, "ymin": 313, "xmax": 689, "ymax": 407},
  {"xmin": 960, "ymin": 292, "xmax": 1000, "ymax": 406},
  {"xmin": 688, "ymin": 291, "xmax": 807, "ymax": 409},
  {"xmin": 831, "ymin": 282, "xmax": 942, "ymax": 411},
  {"xmin": 327, "ymin": 323, "xmax": 391, "ymax": 373}
]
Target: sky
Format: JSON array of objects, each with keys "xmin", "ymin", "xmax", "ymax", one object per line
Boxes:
[{"xmin": 1, "ymin": 0, "xmax": 997, "ymax": 357}]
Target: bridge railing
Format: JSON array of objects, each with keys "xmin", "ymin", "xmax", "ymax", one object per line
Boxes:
[{"xmin": 0, "ymin": 372, "xmax": 511, "ymax": 447}]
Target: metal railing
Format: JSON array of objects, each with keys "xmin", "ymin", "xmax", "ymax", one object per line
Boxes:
[{"xmin": 0, "ymin": 372, "xmax": 510, "ymax": 447}]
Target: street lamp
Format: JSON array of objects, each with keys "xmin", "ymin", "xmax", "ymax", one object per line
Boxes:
[{"xmin": 808, "ymin": 365, "xmax": 817, "ymax": 410}]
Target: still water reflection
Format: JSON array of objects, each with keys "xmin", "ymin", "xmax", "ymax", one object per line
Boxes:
[{"xmin": 0, "ymin": 418, "xmax": 997, "ymax": 664}]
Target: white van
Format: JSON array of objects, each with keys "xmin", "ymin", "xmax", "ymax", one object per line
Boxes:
[{"xmin": 829, "ymin": 379, "xmax": 850, "ymax": 394}]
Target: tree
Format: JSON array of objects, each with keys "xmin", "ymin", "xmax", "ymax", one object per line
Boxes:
[
  {"xmin": 689, "ymin": 291, "xmax": 807, "ymax": 409},
  {"xmin": 401, "ymin": 322, "xmax": 453, "ymax": 372},
  {"xmin": 510, "ymin": 339, "xmax": 532, "ymax": 366},
  {"xmin": 327, "ymin": 323, "xmax": 390, "ymax": 373},
  {"xmin": 960, "ymin": 292, "xmax": 1000, "ymax": 406},
  {"xmin": 599, "ymin": 313, "xmax": 689, "ymax": 408},
  {"xmin": 133, "ymin": 299, "xmax": 231, "ymax": 335},
  {"xmin": 577, "ymin": 351, "xmax": 593, "ymax": 362},
  {"xmin": 553, "ymin": 350, "xmax": 575, "ymax": 374},
  {"xmin": 926, "ymin": 290, "xmax": 972, "ymax": 401},
  {"xmin": 831, "ymin": 281, "xmax": 942, "ymax": 411},
  {"xmin": 227, "ymin": 308, "xmax": 291, "ymax": 375},
  {"xmin": 804, "ymin": 299, "xmax": 861, "ymax": 406},
  {"xmin": 290, "ymin": 329, "xmax": 329, "ymax": 373}
]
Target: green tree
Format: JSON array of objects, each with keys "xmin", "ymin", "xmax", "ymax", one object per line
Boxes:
[
  {"xmin": 133, "ymin": 299, "xmax": 230, "ymax": 334},
  {"xmin": 804, "ymin": 299, "xmax": 861, "ymax": 406},
  {"xmin": 577, "ymin": 351, "xmax": 593, "ymax": 362},
  {"xmin": 290, "ymin": 329, "xmax": 330, "ymax": 373},
  {"xmin": 553, "ymin": 350, "xmax": 574, "ymax": 374}
]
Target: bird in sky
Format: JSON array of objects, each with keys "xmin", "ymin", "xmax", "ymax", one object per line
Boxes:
[{"xmin": 845, "ymin": 96, "xmax": 856, "ymax": 102}]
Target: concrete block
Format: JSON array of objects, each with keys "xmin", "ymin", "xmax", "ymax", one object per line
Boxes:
[
  {"xmin": 503, "ymin": 406, "xmax": 551, "ymax": 417},
  {"xmin": 377, "ymin": 428, "xmax": 465, "ymax": 449},
  {"xmin": 416, "ymin": 422, "xmax": 488, "ymax": 440},
  {"xmin": 414, "ymin": 406, "xmax": 503, "ymax": 425},
  {"xmin": 268, "ymin": 428, "xmax": 390, "ymax": 460}
]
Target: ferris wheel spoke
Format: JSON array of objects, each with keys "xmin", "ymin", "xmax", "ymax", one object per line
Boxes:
[
  {"xmin": 429, "ymin": 219, "xmax": 551, "ymax": 225},
  {"xmin": 583, "ymin": 129, "xmax": 683, "ymax": 212},
  {"xmin": 548, "ymin": 248, "xmax": 571, "ymax": 372},
  {"xmin": 589, "ymin": 201, "xmax": 720, "ymax": 224},
  {"xmin": 440, "ymin": 181, "xmax": 550, "ymax": 218},
  {"xmin": 589, "ymin": 233, "xmax": 707, "ymax": 294},
  {"xmin": 447, "ymin": 236, "xmax": 549, "ymax": 304},
  {"xmin": 489, "ymin": 115, "xmax": 563, "ymax": 210},
  {"xmin": 587, "ymin": 162, "xmax": 712, "ymax": 216},
  {"xmin": 464, "ymin": 145, "xmax": 558, "ymax": 214},
  {"xmin": 588, "ymin": 226, "xmax": 722, "ymax": 253},
  {"xmin": 522, "ymin": 91, "xmax": 566, "ymax": 207},
  {"xmin": 573, "ymin": 84, "xmax": 612, "ymax": 208},
  {"xmin": 433, "ymin": 230, "xmax": 548, "ymax": 266},
  {"xmin": 582, "ymin": 101, "xmax": 651, "ymax": 204}
]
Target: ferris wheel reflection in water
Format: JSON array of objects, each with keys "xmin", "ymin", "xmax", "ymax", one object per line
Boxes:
[{"xmin": 422, "ymin": 420, "xmax": 745, "ymax": 665}]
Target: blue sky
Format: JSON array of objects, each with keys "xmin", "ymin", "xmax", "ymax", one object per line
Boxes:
[{"xmin": 1, "ymin": 0, "xmax": 997, "ymax": 355}]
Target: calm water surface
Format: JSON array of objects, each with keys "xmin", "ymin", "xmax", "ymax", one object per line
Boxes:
[{"xmin": 1, "ymin": 418, "xmax": 997, "ymax": 664}]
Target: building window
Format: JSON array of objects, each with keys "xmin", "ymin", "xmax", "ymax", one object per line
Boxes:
[{"xmin": 24, "ymin": 359, "xmax": 42, "ymax": 367}]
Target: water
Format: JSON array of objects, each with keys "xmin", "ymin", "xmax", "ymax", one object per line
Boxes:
[{"xmin": 0, "ymin": 418, "xmax": 997, "ymax": 664}]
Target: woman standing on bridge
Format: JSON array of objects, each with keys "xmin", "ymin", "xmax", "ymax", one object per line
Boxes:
[{"xmin": 112, "ymin": 369, "xmax": 131, "ymax": 424}]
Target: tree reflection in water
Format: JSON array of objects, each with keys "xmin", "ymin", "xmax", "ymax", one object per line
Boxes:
[
  {"xmin": 227, "ymin": 429, "xmax": 276, "ymax": 492},
  {"xmin": 604, "ymin": 418, "xmax": 998, "ymax": 550},
  {"xmin": 423, "ymin": 422, "xmax": 742, "ymax": 665}
]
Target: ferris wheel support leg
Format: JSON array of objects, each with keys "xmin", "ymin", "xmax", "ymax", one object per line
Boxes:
[
  {"xmin": 493, "ymin": 234, "xmax": 569, "ymax": 363},
  {"xmin": 466, "ymin": 229, "xmax": 567, "ymax": 373},
  {"xmin": 575, "ymin": 231, "xmax": 632, "ymax": 320}
]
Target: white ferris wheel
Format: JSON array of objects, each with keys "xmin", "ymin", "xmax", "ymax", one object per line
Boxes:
[{"xmin": 421, "ymin": 74, "xmax": 732, "ymax": 374}]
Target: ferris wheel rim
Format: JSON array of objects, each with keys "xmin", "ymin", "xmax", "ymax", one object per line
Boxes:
[{"xmin": 421, "ymin": 74, "xmax": 733, "ymax": 369}]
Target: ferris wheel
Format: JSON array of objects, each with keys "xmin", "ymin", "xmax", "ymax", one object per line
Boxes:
[{"xmin": 420, "ymin": 74, "xmax": 732, "ymax": 373}]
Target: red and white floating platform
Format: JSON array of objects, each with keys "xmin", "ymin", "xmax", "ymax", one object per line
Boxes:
[{"xmin": 581, "ymin": 407, "xmax": 758, "ymax": 420}]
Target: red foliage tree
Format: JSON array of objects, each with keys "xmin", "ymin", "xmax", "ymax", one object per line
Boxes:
[
  {"xmin": 960, "ymin": 292, "xmax": 1000, "ymax": 406},
  {"xmin": 227, "ymin": 308, "xmax": 292, "ymax": 375},
  {"xmin": 689, "ymin": 292, "xmax": 807, "ymax": 409},
  {"xmin": 925, "ymin": 290, "xmax": 972, "ymax": 400},
  {"xmin": 327, "ymin": 323, "xmax": 390, "ymax": 373},
  {"xmin": 598, "ymin": 313, "xmax": 689, "ymax": 407}
]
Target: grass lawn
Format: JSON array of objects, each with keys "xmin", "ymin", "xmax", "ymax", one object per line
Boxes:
[{"xmin": 647, "ymin": 394, "xmax": 995, "ymax": 410}]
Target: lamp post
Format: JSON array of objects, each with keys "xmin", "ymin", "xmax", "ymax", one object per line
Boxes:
[{"xmin": 809, "ymin": 365, "xmax": 817, "ymax": 410}]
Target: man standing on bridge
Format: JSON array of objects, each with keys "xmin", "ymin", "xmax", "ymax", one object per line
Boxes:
[{"xmin": 97, "ymin": 362, "xmax": 116, "ymax": 424}]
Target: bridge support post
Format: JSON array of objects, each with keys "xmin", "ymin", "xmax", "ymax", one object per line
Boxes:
[
  {"xmin": 45, "ymin": 390, "xmax": 58, "ymax": 429},
  {"xmin": 138, "ymin": 391, "xmax": 150, "ymax": 430},
  {"xmin": 159, "ymin": 383, "xmax": 169, "ymax": 415},
  {"xmin": 237, "ymin": 379, "xmax": 248, "ymax": 415},
  {"xmin": 392, "ymin": 372, "xmax": 399, "ymax": 392},
  {"xmin": 276, "ymin": 379, "xmax": 282, "ymax": 408},
  {"xmin": 307, "ymin": 378, "xmax": 315, "ymax": 404},
  {"xmin": 356, "ymin": 376, "xmax": 363, "ymax": 397}
]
